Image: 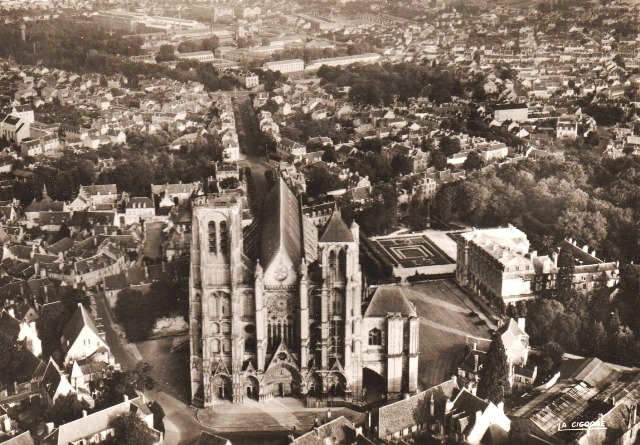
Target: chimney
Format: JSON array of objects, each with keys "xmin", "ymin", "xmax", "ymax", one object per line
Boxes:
[
  {"xmin": 474, "ymin": 354, "xmax": 479, "ymax": 372},
  {"xmin": 2, "ymin": 415, "xmax": 9, "ymax": 432},
  {"xmin": 517, "ymin": 318, "xmax": 526, "ymax": 332},
  {"xmin": 82, "ymin": 410, "xmax": 87, "ymax": 417},
  {"xmin": 124, "ymin": 394, "xmax": 129, "ymax": 403},
  {"xmin": 451, "ymin": 375, "xmax": 457, "ymax": 386},
  {"xmin": 582, "ymin": 245, "xmax": 589, "ymax": 252},
  {"xmin": 430, "ymin": 394, "xmax": 435, "ymax": 417},
  {"xmin": 497, "ymin": 402, "xmax": 504, "ymax": 411},
  {"xmin": 475, "ymin": 410, "xmax": 483, "ymax": 424},
  {"xmin": 473, "ymin": 342, "xmax": 477, "ymax": 351}
]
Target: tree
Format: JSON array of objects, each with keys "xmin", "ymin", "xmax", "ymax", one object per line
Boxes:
[
  {"xmin": 391, "ymin": 154, "xmax": 413, "ymax": 177},
  {"xmin": 429, "ymin": 150, "xmax": 448, "ymax": 170},
  {"xmin": 304, "ymin": 164, "xmax": 342, "ymax": 197},
  {"xmin": 462, "ymin": 151, "xmax": 485, "ymax": 171},
  {"xmin": 439, "ymin": 136, "xmax": 461, "ymax": 157},
  {"xmin": 557, "ymin": 210, "xmax": 608, "ymax": 252},
  {"xmin": 46, "ymin": 393, "xmax": 90, "ymax": 425},
  {"xmin": 405, "ymin": 199, "xmax": 429, "ymax": 231},
  {"xmin": 526, "ymin": 299, "xmax": 565, "ymax": 345},
  {"xmin": 177, "ymin": 40, "xmax": 200, "ymax": 54},
  {"xmin": 114, "ymin": 289, "xmax": 156, "ymax": 342},
  {"xmin": 106, "ymin": 412, "xmax": 158, "ymax": 445},
  {"xmin": 148, "ymin": 401, "xmax": 165, "ymax": 432},
  {"xmin": 613, "ymin": 54, "xmax": 626, "ymax": 68},
  {"xmin": 97, "ymin": 363, "xmax": 156, "ymax": 409},
  {"xmin": 555, "ymin": 246, "xmax": 575, "ymax": 299},
  {"xmin": 218, "ymin": 177, "xmax": 239, "ymax": 190},
  {"xmin": 0, "ymin": 332, "xmax": 33, "ymax": 386},
  {"xmin": 616, "ymin": 264, "xmax": 640, "ymax": 332},
  {"xmin": 321, "ymin": 148, "xmax": 337, "ymax": 163},
  {"xmin": 156, "ymin": 45, "xmax": 176, "ymax": 63},
  {"xmin": 200, "ymin": 36, "xmax": 219, "ymax": 52},
  {"xmin": 538, "ymin": 341, "xmax": 563, "ymax": 378},
  {"xmin": 477, "ymin": 333, "xmax": 510, "ymax": 404},
  {"xmin": 59, "ymin": 287, "xmax": 91, "ymax": 312},
  {"xmin": 433, "ymin": 183, "xmax": 456, "ymax": 224}
]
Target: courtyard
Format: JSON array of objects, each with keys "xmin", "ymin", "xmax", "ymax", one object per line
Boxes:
[
  {"xmin": 398, "ymin": 280, "xmax": 494, "ymax": 389},
  {"xmin": 372, "ymin": 234, "xmax": 455, "ymax": 269}
]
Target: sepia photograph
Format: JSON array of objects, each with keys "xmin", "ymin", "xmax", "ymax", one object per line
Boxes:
[{"xmin": 0, "ymin": 0, "xmax": 638, "ymax": 444}]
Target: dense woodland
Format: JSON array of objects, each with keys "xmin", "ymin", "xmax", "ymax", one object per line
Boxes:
[
  {"xmin": 2, "ymin": 130, "xmax": 224, "ymax": 204},
  {"xmin": 0, "ymin": 19, "xmax": 241, "ymax": 91},
  {"xmin": 318, "ymin": 63, "xmax": 464, "ymax": 106},
  {"xmin": 434, "ymin": 153, "xmax": 640, "ymax": 263},
  {"xmin": 430, "ymin": 150, "xmax": 640, "ymax": 369}
]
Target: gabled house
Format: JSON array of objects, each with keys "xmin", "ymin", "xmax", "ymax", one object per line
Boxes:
[
  {"xmin": 0, "ymin": 309, "xmax": 41, "ymax": 357},
  {"xmin": 42, "ymin": 395, "xmax": 162, "ymax": 445},
  {"xmin": 0, "ymin": 115, "xmax": 30, "ymax": 143},
  {"xmin": 377, "ymin": 377, "xmax": 459, "ymax": 441},
  {"xmin": 61, "ymin": 303, "xmax": 110, "ymax": 366},
  {"xmin": 41, "ymin": 358, "xmax": 76, "ymax": 407},
  {"xmin": 444, "ymin": 389, "xmax": 510, "ymax": 445}
]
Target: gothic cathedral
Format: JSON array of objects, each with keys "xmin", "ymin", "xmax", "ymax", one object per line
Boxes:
[{"xmin": 189, "ymin": 178, "xmax": 419, "ymax": 406}]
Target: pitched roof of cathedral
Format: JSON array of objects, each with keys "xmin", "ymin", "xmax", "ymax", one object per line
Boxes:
[
  {"xmin": 260, "ymin": 177, "xmax": 304, "ymax": 269},
  {"xmin": 319, "ymin": 210, "xmax": 353, "ymax": 243},
  {"xmin": 364, "ymin": 286, "xmax": 417, "ymax": 318}
]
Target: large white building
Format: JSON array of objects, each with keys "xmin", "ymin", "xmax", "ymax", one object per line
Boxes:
[
  {"xmin": 454, "ymin": 226, "xmax": 619, "ymax": 311},
  {"xmin": 177, "ymin": 51, "xmax": 216, "ymax": 62},
  {"xmin": 262, "ymin": 59, "xmax": 305, "ymax": 74},
  {"xmin": 493, "ymin": 104, "xmax": 528, "ymax": 123},
  {"xmin": 305, "ymin": 53, "xmax": 381, "ymax": 70}
]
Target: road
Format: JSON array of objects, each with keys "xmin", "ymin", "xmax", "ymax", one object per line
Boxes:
[
  {"xmin": 142, "ymin": 221, "xmax": 165, "ymax": 263},
  {"xmin": 232, "ymin": 92, "xmax": 273, "ymax": 211}
]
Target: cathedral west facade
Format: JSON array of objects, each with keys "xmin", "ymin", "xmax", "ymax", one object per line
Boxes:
[{"xmin": 189, "ymin": 178, "xmax": 419, "ymax": 406}]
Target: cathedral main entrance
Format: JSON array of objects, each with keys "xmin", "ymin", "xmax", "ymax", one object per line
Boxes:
[{"xmin": 264, "ymin": 363, "xmax": 301, "ymax": 398}]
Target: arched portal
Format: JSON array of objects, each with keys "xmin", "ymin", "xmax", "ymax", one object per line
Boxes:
[
  {"xmin": 211, "ymin": 374, "xmax": 232, "ymax": 401},
  {"xmin": 308, "ymin": 373, "xmax": 324, "ymax": 398},
  {"xmin": 264, "ymin": 363, "xmax": 302, "ymax": 398},
  {"xmin": 326, "ymin": 372, "xmax": 347, "ymax": 399},
  {"xmin": 362, "ymin": 367, "xmax": 386, "ymax": 403},
  {"xmin": 244, "ymin": 376, "xmax": 260, "ymax": 401}
]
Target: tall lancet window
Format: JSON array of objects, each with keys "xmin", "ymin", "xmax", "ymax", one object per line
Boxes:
[
  {"xmin": 219, "ymin": 221, "xmax": 229, "ymax": 256},
  {"xmin": 208, "ymin": 222, "xmax": 217, "ymax": 254}
]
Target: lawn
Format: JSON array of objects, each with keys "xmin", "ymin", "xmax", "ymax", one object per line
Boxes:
[{"xmin": 137, "ymin": 335, "xmax": 191, "ymax": 403}]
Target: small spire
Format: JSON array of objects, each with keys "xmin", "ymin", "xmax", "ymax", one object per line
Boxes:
[{"xmin": 255, "ymin": 259, "xmax": 263, "ymax": 279}]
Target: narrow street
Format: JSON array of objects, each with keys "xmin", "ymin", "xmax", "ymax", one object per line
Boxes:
[{"xmin": 232, "ymin": 91, "xmax": 273, "ymax": 211}]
